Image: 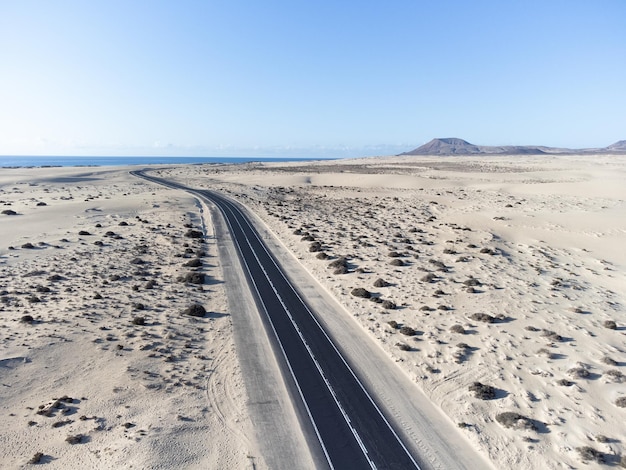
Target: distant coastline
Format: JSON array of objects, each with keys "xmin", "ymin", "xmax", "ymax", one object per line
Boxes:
[{"xmin": 0, "ymin": 155, "xmax": 328, "ymax": 168}]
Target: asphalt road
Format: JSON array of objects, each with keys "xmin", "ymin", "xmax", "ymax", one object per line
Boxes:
[{"xmin": 132, "ymin": 170, "xmax": 423, "ymax": 470}]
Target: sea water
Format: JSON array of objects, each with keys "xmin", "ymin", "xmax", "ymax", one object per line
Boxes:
[{"xmin": 0, "ymin": 155, "xmax": 324, "ymax": 168}]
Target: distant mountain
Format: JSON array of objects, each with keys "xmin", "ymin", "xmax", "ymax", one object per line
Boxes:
[
  {"xmin": 606, "ymin": 140, "xmax": 626, "ymax": 151},
  {"xmin": 400, "ymin": 138, "xmax": 626, "ymax": 156}
]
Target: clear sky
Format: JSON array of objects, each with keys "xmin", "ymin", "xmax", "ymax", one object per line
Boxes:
[{"xmin": 1, "ymin": 1, "xmax": 625, "ymax": 157}]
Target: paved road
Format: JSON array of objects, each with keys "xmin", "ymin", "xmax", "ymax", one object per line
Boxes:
[{"xmin": 132, "ymin": 170, "xmax": 423, "ymax": 470}]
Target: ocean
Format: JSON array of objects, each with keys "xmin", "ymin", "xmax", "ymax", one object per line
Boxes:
[{"xmin": 0, "ymin": 155, "xmax": 325, "ymax": 168}]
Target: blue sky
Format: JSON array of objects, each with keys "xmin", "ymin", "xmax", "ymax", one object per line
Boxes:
[{"xmin": 1, "ymin": 1, "xmax": 625, "ymax": 157}]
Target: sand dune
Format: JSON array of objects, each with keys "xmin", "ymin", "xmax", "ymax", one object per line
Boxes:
[
  {"xmin": 0, "ymin": 167, "xmax": 262, "ymax": 469},
  {"xmin": 158, "ymin": 154, "xmax": 626, "ymax": 469},
  {"xmin": 2, "ymin": 155, "xmax": 625, "ymax": 469}
]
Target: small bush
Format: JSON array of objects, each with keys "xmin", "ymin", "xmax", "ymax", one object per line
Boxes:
[
  {"xmin": 615, "ymin": 397, "xmax": 626, "ymax": 408},
  {"xmin": 373, "ymin": 278, "xmax": 389, "ymax": 288},
  {"xmin": 471, "ymin": 313, "xmax": 496, "ymax": 323},
  {"xmin": 181, "ymin": 272, "xmax": 205, "ymax": 284},
  {"xmin": 469, "ymin": 382, "xmax": 496, "ymax": 400},
  {"xmin": 309, "ymin": 241, "xmax": 322, "ymax": 252},
  {"xmin": 541, "ymin": 329, "xmax": 563, "ymax": 342},
  {"xmin": 576, "ymin": 446, "xmax": 604, "ymax": 463},
  {"xmin": 388, "ymin": 251, "xmax": 401, "ymax": 258},
  {"xmin": 387, "ymin": 320, "xmax": 399, "ymax": 329},
  {"xmin": 351, "ymin": 288, "xmax": 371, "ymax": 298},
  {"xmin": 557, "ymin": 378, "xmax": 574, "ymax": 386},
  {"xmin": 389, "ymin": 259, "xmax": 405, "ymax": 267},
  {"xmin": 132, "ymin": 316, "xmax": 146, "ymax": 325},
  {"xmin": 316, "ymin": 252, "xmax": 329, "ymax": 260},
  {"xmin": 328, "ymin": 257, "xmax": 348, "ymax": 269},
  {"xmin": 420, "ymin": 273, "xmax": 436, "ymax": 283},
  {"xmin": 396, "ymin": 343, "xmax": 411, "ymax": 351},
  {"xmin": 333, "ymin": 266, "xmax": 349, "ymax": 275},
  {"xmin": 602, "ymin": 356, "xmax": 617, "ymax": 366},
  {"xmin": 2, "ymin": 209, "xmax": 17, "ymax": 215},
  {"xmin": 568, "ymin": 366, "xmax": 590, "ymax": 379},
  {"xmin": 381, "ymin": 300, "xmax": 396, "ymax": 310},
  {"xmin": 184, "ymin": 258, "xmax": 202, "ymax": 267},
  {"xmin": 78, "ymin": 230, "xmax": 91, "ymax": 236},
  {"xmin": 183, "ymin": 304, "xmax": 206, "ymax": 317},
  {"xmin": 463, "ymin": 278, "xmax": 482, "ymax": 287},
  {"xmin": 28, "ymin": 453, "xmax": 44, "ymax": 464},
  {"xmin": 399, "ymin": 326, "xmax": 416, "ymax": 336},
  {"xmin": 65, "ymin": 434, "xmax": 84, "ymax": 444},
  {"xmin": 604, "ymin": 320, "xmax": 617, "ymax": 330},
  {"xmin": 605, "ymin": 369, "xmax": 625, "ymax": 382},
  {"xmin": 184, "ymin": 229, "xmax": 203, "ymax": 239},
  {"xmin": 450, "ymin": 324, "xmax": 465, "ymax": 334},
  {"xmin": 495, "ymin": 412, "xmax": 535, "ymax": 430}
]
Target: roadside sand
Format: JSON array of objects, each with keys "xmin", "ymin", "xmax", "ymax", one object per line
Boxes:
[
  {"xmin": 157, "ymin": 154, "xmax": 626, "ymax": 469},
  {"xmin": 0, "ymin": 167, "xmax": 262, "ymax": 469}
]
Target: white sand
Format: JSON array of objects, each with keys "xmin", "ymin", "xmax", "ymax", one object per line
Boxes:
[
  {"xmin": 0, "ymin": 167, "xmax": 262, "ymax": 469},
  {"xmin": 156, "ymin": 154, "xmax": 626, "ymax": 469},
  {"xmin": 2, "ymin": 155, "xmax": 625, "ymax": 469}
]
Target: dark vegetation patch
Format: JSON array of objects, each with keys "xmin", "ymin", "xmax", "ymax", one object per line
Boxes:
[
  {"xmin": 183, "ymin": 304, "xmax": 206, "ymax": 317},
  {"xmin": 469, "ymin": 382, "xmax": 496, "ymax": 400}
]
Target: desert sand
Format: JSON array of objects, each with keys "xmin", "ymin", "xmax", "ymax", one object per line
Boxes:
[
  {"xmin": 1, "ymin": 154, "xmax": 625, "ymax": 469},
  {"xmin": 156, "ymin": 154, "xmax": 626, "ymax": 469},
  {"xmin": 0, "ymin": 167, "xmax": 263, "ymax": 469}
]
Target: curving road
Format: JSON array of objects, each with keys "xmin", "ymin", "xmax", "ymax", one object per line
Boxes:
[{"xmin": 132, "ymin": 170, "xmax": 423, "ymax": 470}]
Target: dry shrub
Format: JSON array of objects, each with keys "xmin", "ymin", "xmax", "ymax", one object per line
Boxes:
[
  {"xmin": 568, "ymin": 366, "xmax": 590, "ymax": 379},
  {"xmin": 470, "ymin": 313, "xmax": 496, "ymax": 323},
  {"xmin": 184, "ymin": 258, "xmax": 202, "ymax": 267},
  {"xmin": 328, "ymin": 257, "xmax": 348, "ymax": 269},
  {"xmin": 389, "ymin": 259, "xmax": 405, "ymax": 267},
  {"xmin": 605, "ymin": 369, "xmax": 625, "ymax": 382},
  {"xmin": 65, "ymin": 434, "xmax": 84, "ymax": 444},
  {"xmin": 495, "ymin": 412, "xmax": 535, "ymax": 430},
  {"xmin": 309, "ymin": 241, "xmax": 322, "ymax": 252},
  {"xmin": 183, "ymin": 304, "xmax": 206, "ymax": 317},
  {"xmin": 351, "ymin": 288, "xmax": 371, "ymax": 298},
  {"xmin": 184, "ymin": 229, "xmax": 203, "ymax": 238},
  {"xmin": 450, "ymin": 324, "xmax": 465, "ymax": 334},
  {"xmin": 469, "ymin": 382, "xmax": 496, "ymax": 400},
  {"xmin": 576, "ymin": 446, "xmax": 604, "ymax": 463},
  {"xmin": 181, "ymin": 272, "xmax": 205, "ymax": 284},
  {"xmin": 604, "ymin": 320, "xmax": 617, "ymax": 330},
  {"xmin": 373, "ymin": 278, "xmax": 389, "ymax": 288},
  {"xmin": 399, "ymin": 326, "xmax": 416, "ymax": 336},
  {"xmin": 333, "ymin": 266, "xmax": 349, "ymax": 275},
  {"xmin": 381, "ymin": 300, "xmax": 396, "ymax": 310},
  {"xmin": 541, "ymin": 329, "xmax": 563, "ymax": 342},
  {"xmin": 615, "ymin": 397, "xmax": 626, "ymax": 408}
]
